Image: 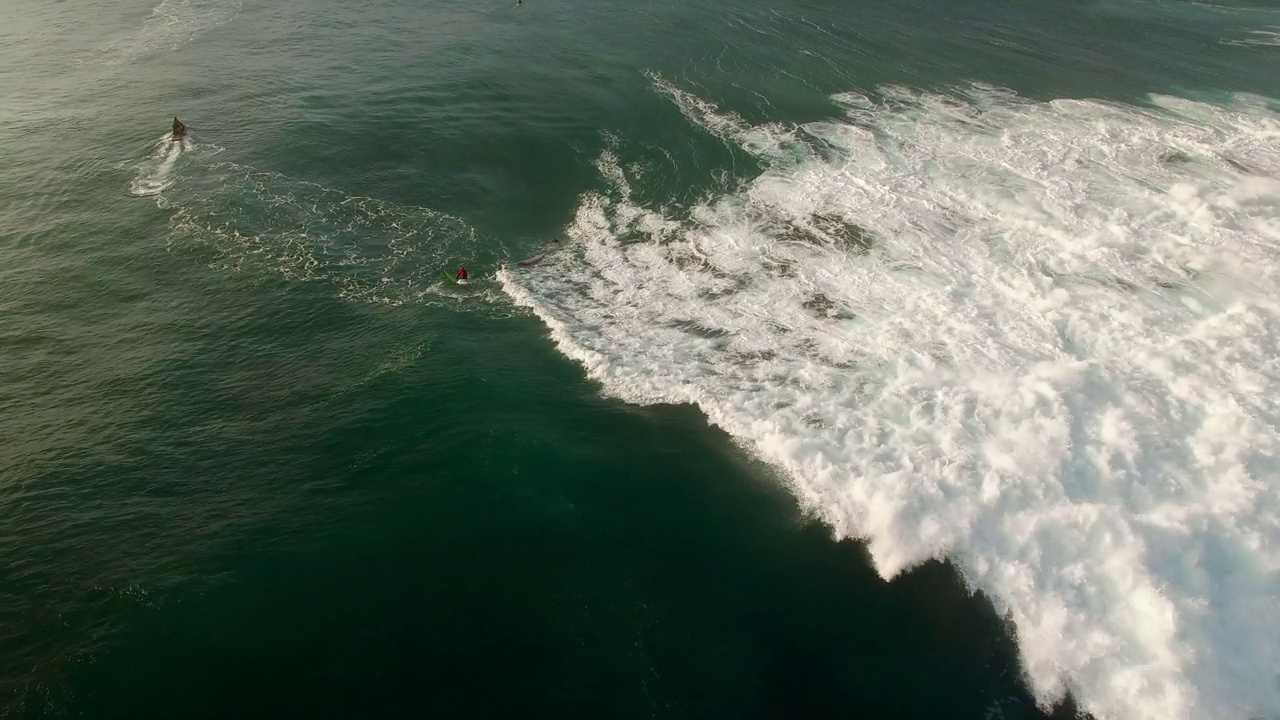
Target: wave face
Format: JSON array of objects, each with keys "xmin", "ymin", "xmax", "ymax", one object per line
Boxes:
[{"xmin": 500, "ymin": 80, "xmax": 1280, "ymax": 720}]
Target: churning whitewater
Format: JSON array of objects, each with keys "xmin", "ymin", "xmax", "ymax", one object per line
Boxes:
[{"xmin": 500, "ymin": 81, "xmax": 1280, "ymax": 720}]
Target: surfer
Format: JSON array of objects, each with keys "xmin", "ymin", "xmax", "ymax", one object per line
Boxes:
[
  {"xmin": 171, "ymin": 117, "xmax": 187, "ymax": 140},
  {"xmin": 455, "ymin": 266, "xmax": 468, "ymax": 281}
]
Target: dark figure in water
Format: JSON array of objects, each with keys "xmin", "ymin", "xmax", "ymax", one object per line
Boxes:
[
  {"xmin": 171, "ymin": 117, "xmax": 187, "ymax": 140},
  {"xmin": 455, "ymin": 266, "xmax": 468, "ymax": 281}
]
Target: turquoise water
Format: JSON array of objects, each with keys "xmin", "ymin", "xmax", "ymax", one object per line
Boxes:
[{"xmin": 3, "ymin": 0, "xmax": 1280, "ymax": 718}]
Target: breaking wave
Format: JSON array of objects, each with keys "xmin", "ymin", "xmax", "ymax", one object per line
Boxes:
[{"xmin": 500, "ymin": 79, "xmax": 1280, "ymax": 720}]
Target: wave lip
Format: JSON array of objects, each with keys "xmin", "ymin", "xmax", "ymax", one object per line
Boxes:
[{"xmin": 501, "ymin": 81, "xmax": 1280, "ymax": 720}]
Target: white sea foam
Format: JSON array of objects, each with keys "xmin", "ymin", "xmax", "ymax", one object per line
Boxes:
[
  {"xmin": 134, "ymin": 133, "xmax": 506, "ymax": 307},
  {"xmin": 128, "ymin": 135, "xmax": 188, "ymax": 196},
  {"xmin": 1224, "ymin": 28, "xmax": 1280, "ymax": 47},
  {"xmin": 95, "ymin": 0, "xmax": 242, "ymax": 64},
  {"xmin": 500, "ymin": 80, "xmax": 1280, "ymax": 720},
  {"xmin": 159, "ymin": 162, "xmax": 495, "ymax": 306}
]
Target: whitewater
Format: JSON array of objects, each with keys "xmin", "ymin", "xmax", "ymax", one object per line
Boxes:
[
  {"xmin": 500, "ymin": 80, "xmax": 1280, "ymax": 720},
  {"xmin": 129, "ymin": 134, "xmax": 189, "ymax": 197}
]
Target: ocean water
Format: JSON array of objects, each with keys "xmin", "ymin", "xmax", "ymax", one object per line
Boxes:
[{"xmin": 2, "ymin": 0, "xmax": 1279, "ymax": 718}]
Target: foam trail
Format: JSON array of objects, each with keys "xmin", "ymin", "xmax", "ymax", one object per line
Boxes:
[
  {"xmin": 128, "ymin": 135, "xmax": 187, "ymax": 197},
  {"xmin": 93, "ymin": 0, "xmax": 242, "ymax": 64},
  {"xmin": 501, "ymin": 82, "xmax": 1280, "ymax": 720},
  {"xmin": 1223, "ymin": 27, "xmax": 1280, "ymax": 47},
  {"xmin": 157, "ymin": 161, "xmax": 499, "ymax": 306}
]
